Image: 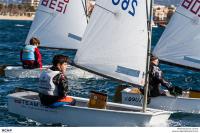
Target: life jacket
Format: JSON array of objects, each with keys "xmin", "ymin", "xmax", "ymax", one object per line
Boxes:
[
  {"xmin": 49, "ymin": 96, "xmax": 76, "ymax": 107},
  {"xmin": 149, "ymin": 65, "xmax": 162, "ymax": 97},
  {"xmin": 22, "ymin": 45, "xmax": 36, "ymax": 61},
  {"xmin": 151, "ymin": 65, "xmax": 162, "ymax": 79},
  {"xmin": 38, "ymin": 69, "xmax": 60, "ymax": 96}
]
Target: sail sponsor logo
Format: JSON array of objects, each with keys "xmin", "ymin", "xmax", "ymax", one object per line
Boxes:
[
  {"xmin": 112, "ymin": 0, "xmax": 138, "ymax": 16},
  {"xmin": 14, "ymin": 99, "xmax": 39, "ymax": 107},
  {"xmin": 1, "ymin": 129, "xmax": 12, "ymax": 133},
  {"xmin": 14, "ymin": 99, "xmax": 57, "ymax": 113},
  {"xmin": 182, "ymin": 0, "xmax": 200, "ymax": 17},
  {"xmin": 124, "ymin": 96, "xmax": 142, "ymax": 103},
  {"xmin": 41, "ymin": 0, "xmax": 70, "ymax": 14}
]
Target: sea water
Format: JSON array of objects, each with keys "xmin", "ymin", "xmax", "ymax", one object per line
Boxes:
[{"xmin": 0, "ymin": 20, "xmax": 200, "ymax": 127}]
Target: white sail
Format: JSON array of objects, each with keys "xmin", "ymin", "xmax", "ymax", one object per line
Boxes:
[
  {"xmin": 74, "ymin": 0, "xmax": 148, "ymax": 86},
  {"xmin": 153, "ymin": 0, "xmax": 200, "ymax": 70},
  {"xmin": 25, "ymin": 0, "xmax": 87, "ymax": 50}
]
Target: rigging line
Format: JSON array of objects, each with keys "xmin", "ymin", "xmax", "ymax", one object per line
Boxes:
[
  {"xmin": 145, "ymin": 0, "xmax": 150, "ymax": 31},
  {"xmin": 85, "ymin": 0, "xmax": 87, "ymax": 14},
  {"xmin": 95, "ymin": 3, "xmax": 116, "ymax": 15},
  {"xmin": 81, "ymin": 0, "xmax": 88, "ymax": 23},
  {"xmin": 81, "ymin": 0, "xmax": 86, "ymax": 12},
  {"xmin": 143, "ymin": 0, "xmax": 153, "ymax": 113}
]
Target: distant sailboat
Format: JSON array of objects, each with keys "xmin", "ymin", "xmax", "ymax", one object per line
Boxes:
[
  {"xmin": 122, "ymin": 0, "xmax": 200, "ymax": 114},
  {"xmin": 25, "ymin": 0, "xmax": 87, "ymax": 50},
  {"xmin": 8, "ymin": 0, "xmax": 171, "ymax": 126},
  {"xmin": 153, "ymin": 0, "xmax": 200, "ymax": 71},
  {"xmin": 2, "ymin": 0, "xmax": 99, "ymax": 79}
]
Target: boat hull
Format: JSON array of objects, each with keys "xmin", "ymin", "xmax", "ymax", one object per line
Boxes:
[
  {"xmin": 7, "ymin": 91, "xmax": 170, "ymax": 127},
  {"xmin": 4, "ymin": 65, "xmax": 50, "ymax": 78},
  {"xmin": 122, "ymin": 88, "xmax": 200, "ymax": 114},
  {"xmin": 4, "ymin": 65, "xmax": 100, "ymax": 79}
]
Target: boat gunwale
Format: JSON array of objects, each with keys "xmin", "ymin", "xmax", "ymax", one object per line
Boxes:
[
  {"xmin": 122, "ymin": 88, "xmax": 200, "ymax": 100},
  {"xmin": 7, "ymin": 91, "xmax": 171, "ymax": 116}
]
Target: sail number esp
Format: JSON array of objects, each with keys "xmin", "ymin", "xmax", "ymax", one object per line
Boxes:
[
  {"xmin": 41, "ymin": 0, "xmax": 69, "ymax": 14},
  {"xmin": 112, "ymin": 0, "xmax": 138, "ymax": 16}
]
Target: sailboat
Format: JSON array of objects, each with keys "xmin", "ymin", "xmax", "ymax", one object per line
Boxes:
[
  {"xmin": 7, "ymin": 0, "xmax": 171, "ymax": 126},
  {"xmin": 121, "ymin": 0, "xmax": 200, "ymax": 114},
  {"xmin": 1, "ymin": 0, "xmax": 97, "ymax": 79}
]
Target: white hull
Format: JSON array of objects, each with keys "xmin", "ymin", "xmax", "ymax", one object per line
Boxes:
[
  {"xmin": 7, "ymin": 91, "xmax": 170, "ymax": 127},
  {"xmin": 4, "ymin": 65, "xmax": 101, "ymax": 79},
  {"xmin": 122, "ymin": 88, "xmax": 200, "ymax": 114},
  {"xmin": 4, "ymin": 65, "xmax": 50, "ymax": 78}
]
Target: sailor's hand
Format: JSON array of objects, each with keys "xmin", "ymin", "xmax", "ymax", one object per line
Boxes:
[{"xmin": 169, "ymin": 86, "xmax": 183, "ymax": 96}]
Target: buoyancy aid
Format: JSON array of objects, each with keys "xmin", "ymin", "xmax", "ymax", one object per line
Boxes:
[
  {"xmin": 151, "ymin": 65, "xmax": 162, "ymax": 79},
  {"xmin": 50, "ymin": 96, "xmax": 76, "ymax": 107},
  {"xmin": 22, "ymin": 45, "xmax": 36, "ymax": 61},
  {"xmin": 149, "ymin": 64, "xmax": 163, "ymax": 97},
  {"xmin": 38, "ymin": 69, "xmax": 60, "ymax": 96},
  {"xmin": 149, "ymin": 64, "xmax": 172, "ymax": 97}
]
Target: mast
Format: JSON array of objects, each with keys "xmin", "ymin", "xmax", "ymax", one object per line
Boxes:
[
  {"xmin": 143, "ymin": 0, "xmax": 153, "ymax": 112},
  {"xmin": 85, "ymin": 0, "xmax": 88, "ymax": 23}
]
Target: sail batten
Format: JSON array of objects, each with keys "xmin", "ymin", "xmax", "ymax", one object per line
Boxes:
[
  {"xmin": 74, "ymin": 0, "xmax": 148, "ymax": 86},
  {"xmin": 68, "ymin": 33, "xmax": 82, "ymax": 41},
  {"xmin": 153, "ymin": 0, "xmax": 200, "ymax": 71},
  {"xmin": 25, "ymin": 0, "xmax": 87, "ymax": 50}
]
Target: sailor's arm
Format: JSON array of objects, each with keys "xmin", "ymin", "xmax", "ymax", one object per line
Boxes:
[
  {"xmin": 34, "ymin": 48, "xmax": 42, "ymax": 68},
  {"xmin": 20, "ymin": 49, "xmax": 23, "ymax": 62},
  {"xmin": 55, "ymin": 73, "xmax": 69, "ymax": 97},
  {"xmin": 154, "ymin": 68, "xmax": 172, "ymax": 89}
]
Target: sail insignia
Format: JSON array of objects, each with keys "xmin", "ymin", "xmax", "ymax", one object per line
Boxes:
[
  {"xmin": 116, "ymin": 66, "xmax": 140, "ymax": 77},
  {"xmin": 184, "ymin": 56, "xmax": 200, "ymax": 64},
  {"xmin": 68, "ymin": 33, "xmax": 82, "ymax": 41}
]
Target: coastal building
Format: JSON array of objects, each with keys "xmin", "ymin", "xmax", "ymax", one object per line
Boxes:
[
  {"xmin": 22, "ymin": 0, "xmax": 39, "ymax": 9},
  {"xmin": 153, "ymin": 5, "xmax": 176, "ymax": 26},
  {"xmin": 0, "ymin": 0, "xmax": 22, "ymax": 4}
]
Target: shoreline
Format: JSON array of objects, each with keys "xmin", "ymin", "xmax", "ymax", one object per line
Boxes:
[{"xmin": 0, "ymin": 15, "xmax": 34, "ymax": 21}]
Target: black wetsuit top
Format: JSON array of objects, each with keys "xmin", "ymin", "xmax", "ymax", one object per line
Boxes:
[{"xmin": 149, "ymin": 64, "xmax": 171, "ymax": 97}]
